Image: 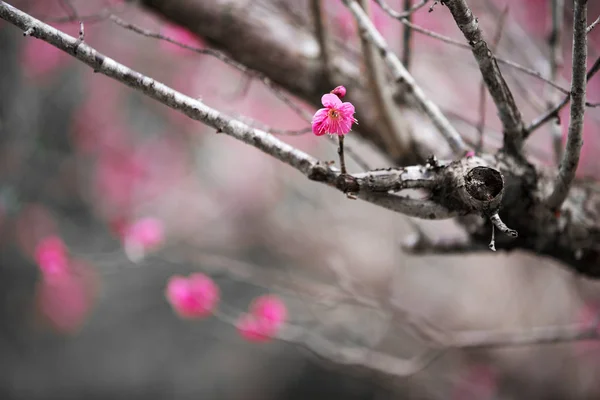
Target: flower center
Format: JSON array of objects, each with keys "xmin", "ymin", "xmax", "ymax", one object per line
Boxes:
[{"xmin": 327, "ymin": 109, "xmax": 340, "ymax": 120}]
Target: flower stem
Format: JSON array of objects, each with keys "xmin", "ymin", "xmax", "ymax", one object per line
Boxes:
[{"xmin": 337, "ymin": 135, "xmax": 347, "ymax": 174}]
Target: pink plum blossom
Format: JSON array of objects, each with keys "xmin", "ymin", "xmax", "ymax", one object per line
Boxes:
[
  {"xmin": 165, "ymin": 273, "xmax": 220, "ymax": 319},
  {"xmin": 251, "ymin": 295, "xmax": 287, "ymax": 334},
  {"xmin": 311, "ymin": 93, "xmax": 357, "ymax": 136},
  {"xmin": 122, "ymin": 217, "xmax": 165, "ymax": 262},
  {"xmin": 330, "ymin": 85, "xmax": 347, "ymax": 99},
  {"xmin": 36, "ymin": 259, "xmax": 97, "ymax": 333},
  {"xmin": 34, "ymin": 236, "xmax": 69, "ymax": 281},
  {"xmin": 237, "ymin": 294, "xmax": 287, "ymax": 342}
]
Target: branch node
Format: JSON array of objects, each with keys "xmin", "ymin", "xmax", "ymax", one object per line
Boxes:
[{"xmin": 23, "ymin": 27, "xmax": 34, "ymax": 36}]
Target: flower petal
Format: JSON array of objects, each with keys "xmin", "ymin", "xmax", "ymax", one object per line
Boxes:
[
  {"xmin": 321, "ymin": 93, "xmax": 342, "ymax": 108},
  {"xmin": 338, "ymin": 102, "xmax": 356, "ymax": 117}
]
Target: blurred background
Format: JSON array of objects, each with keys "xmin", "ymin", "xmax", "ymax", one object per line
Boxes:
[{"xmin": 1, "ymin": 0, "xmax": 600, "ymax": 398}]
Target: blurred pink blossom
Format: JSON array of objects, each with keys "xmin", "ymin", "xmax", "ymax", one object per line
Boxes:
[
  {"xmin": 312, "ymin": 93, "xmax": 357, "ymax": 136},
  {"xmin": 34, "ymin": 236, "xmax": 69, "ymax": 281},
  {"xmin": 165, "ymin": 273, "xmax": 220, "ymax": 318},
  {"xmin": 36, "ymin": 260, "xmax": 97, "ymax": 333},
  {"xmin": 160, "ymin": 23, "xmax": 205, "ymax": 55},
  {"xmin": 251, "ymin": 295, "xmax": 287, "ymax": 333},
  {"xmin": 123, "ymin": 217, "xmax": 165, "ymax": 262},
  {"xmin": 237, "ymin": 294, "xmax": 287, "ymax": 342}
]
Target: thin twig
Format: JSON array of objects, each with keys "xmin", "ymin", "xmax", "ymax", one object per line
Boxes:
[
  {"xmin": 343, "ymin": 0, "xmax": 469, "ymax": 155},
  {"xmin": 373, "ymin": 0, "xmax": 428, "ymax": 19},
  {"xmin": 443, "ymin": 0, "xmax": 526, "ymax": 154},
  {"xmin": 546, "ymin": 0, "xmax": 588, "ymax": 211},
  {"xmin": 548, "ymin": 0, "xmax": 565, "ymax": 165},
  {"xmin": 476, "ymin": 6, "xmax": 508, "ymax": 152},
  {"xmin": 526, "ymin": 56, "xmax": 600, "ymax": 135},
  {"xmin": 588, "ymin": 15, "xmax": 600, "ymax": 34},
  {"xmin": 337, "ymin": 135, "xmax": 347, "ymax": 175},
  {"xmin": 401, "ymin": 0, "xmax": 414, "ymax": 69},
  {"xmin": 379, "ymin": 8, "xmax": 570, "ymax": 94}
]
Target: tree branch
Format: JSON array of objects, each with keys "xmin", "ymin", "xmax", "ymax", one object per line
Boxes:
[
  {"xmin": 526, "ymin": 55, "xmax": 600, "ymax": 135},
  {"xmin": 357, "ymin": 0, "xmax": 415, "ymax": 165},
  {"xmin": 442, "ymin": 0, "xmax": 526, "ymax": 154},
  {"xmin": 342, "ymin": 0, "xmax": 469, "ymax": 155},
  {"xmin": 548, "ymin": 0, "xmax": 565, "ymax": 165},
  {"xmin": 546, "ymin": 0, "xmax": 588, "ymax": 211}
]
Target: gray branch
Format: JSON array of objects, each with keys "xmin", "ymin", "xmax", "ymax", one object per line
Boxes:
[
  {"xmin": 546, "ymin": 0, "xmax": 588, "ymax": 210},
  {"xmin": 442, "ymin": 0, "xmax": 526, "ymax": 154}
]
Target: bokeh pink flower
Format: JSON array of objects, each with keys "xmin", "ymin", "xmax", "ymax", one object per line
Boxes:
[
  {"xmin": 34, "ymin": 235, "xmax": 69, "ymax": 281},
  {"xmin": 31, "ymin": 235, "xmax": 98, "ymax": 333},
  {"xmin": 311, "ymin": 92, "xmax": 357, "ymax": 136},
  {"xmin": 122, "ymin": 217, "xmax": 165, "ymax": 262},
  {"xmin": 237, "ymin": 294, "xmax": 287, "ymax": 342},
  {"xmin": 166, "ymin": 273, "xmax": 220, "ymax": 318},
  {"xmin": 36, "ymin": 260, "xmax": 97, "ymax": 333}
]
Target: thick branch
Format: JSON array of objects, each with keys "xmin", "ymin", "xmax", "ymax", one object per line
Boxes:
[
  {"xmin": 546, "ymin": 0, "xmax": 588, "ymax": 210},
  {"xmin": 442, "ymin": 0, "xmax": 526, "ymax": 154}
]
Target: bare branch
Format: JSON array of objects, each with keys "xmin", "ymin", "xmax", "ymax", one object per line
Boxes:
[
  {"xmin": 526, "ymin": 55, "xmax": 600, "ymax": 135},
  {"xmin": 343, "ymin": 0, "xmax": 469, "ymax": 155},
  {"xmin": 401, "ymin": 0, "xmax": 414, "ymax": 69},
  {"xmin": 213, "ymin": 309, "xmax": 443, "ymax": 379},
  {"xmin": 548, "ymin": 0, "xmax": 565, "ymax": 165},
  {"xmin": 588, "ymin": 14, "xmax": 600, "ymax": 34},
  {"xmin": 442, "ymin": 0, "xmax": 525, "ymax": 154},
  {"xmin": 357, "ymin": 0, "xmax": 414, "ymax": 164},
  {"xmin": 373, "ymin": 0, "xmax": 429, "ymax": 19},
  {"xmin": 546, "ymin": 0, "xmax": 588, "ymax": 211},
  {"xmin": 391, "ymin": 13, "xmax": 570, "ymax": 94}
]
